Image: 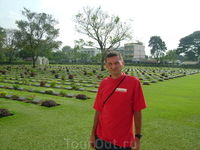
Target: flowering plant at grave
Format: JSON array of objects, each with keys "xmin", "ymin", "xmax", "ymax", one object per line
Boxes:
[
  {"xmin": 27, "ymin": 95, "xmax": 36, "ymax": 101},
  {"xmin": 97, "ymin": 74, "xmax": 103, "ymax": 79}
]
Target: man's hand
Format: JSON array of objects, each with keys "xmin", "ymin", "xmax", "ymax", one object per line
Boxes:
[
  {"xmin": 132, "ymin": 137, "xmax": 141, "ymax": 150},
  {"xmin": 89, "ymin": 134, "xmax": 96, "ymax": 149}
]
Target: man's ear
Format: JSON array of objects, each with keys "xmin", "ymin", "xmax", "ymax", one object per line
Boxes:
[{"xmin": 122, "ymin": 61, "xmax": 125, "ymax": 66}]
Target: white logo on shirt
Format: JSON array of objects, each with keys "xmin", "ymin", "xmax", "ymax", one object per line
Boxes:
[{"xmin": 115, "ymin": 88, "xmax": 127, "ymax": 92}]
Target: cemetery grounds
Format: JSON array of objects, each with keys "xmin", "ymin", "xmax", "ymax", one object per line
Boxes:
[{"xmin": 0, "ymin": 65, "xmax": 200, "ymax": 150}]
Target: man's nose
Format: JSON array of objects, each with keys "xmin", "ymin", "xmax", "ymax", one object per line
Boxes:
[{"xmin": 111, "ymin": 64, "xmax": 116, "ymax": 69}]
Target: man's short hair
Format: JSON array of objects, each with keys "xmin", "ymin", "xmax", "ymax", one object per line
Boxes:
[{"xmin": 106, "ymin": 51, "xmax": 123, "ymax": 62}]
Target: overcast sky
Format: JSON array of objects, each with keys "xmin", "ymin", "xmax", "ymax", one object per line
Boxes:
[{"xmin": 0, "ymin": 0, "xmax": 199, "ymax": 55}]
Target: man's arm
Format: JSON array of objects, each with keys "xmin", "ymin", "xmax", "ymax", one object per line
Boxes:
[
  {"xmin": 90, "ymin": 110, "xmax": 101, "ymax": 149},
  {"xmin": 133, "ymin": 110, "xmax": 142, "ymax": 150}
]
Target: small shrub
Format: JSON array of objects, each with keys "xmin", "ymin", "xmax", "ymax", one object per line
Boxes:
[
  {"xmin": 30, "ymin": 72, "xmax": 35, "ymax": 77},
  {"xmin": 76, "ymin": 94, "xmax": 88, "ymax": 100},
  {"xmin": 50, "ymin": 80, "xmax": 57, "ymax": 88},
  {"xmin": 13, "ymin": 84, "xmax": 19, "ymax": 90},
  {"xmin": 11, "ymin": 93, "xmax": 20, "ymax": 100},
  {"xmin": 143, "ymin": 81, "xmax": 150, "ymax": 85},
  {"xmin": 61, "ymin": 73, "xmax": 66, "ymax": 80},
  {"xmin": 68, "ymin": 74, "xmax": 74, "ymax": 79},
  {"xmin": 0, "ymin": 108, "xmax": 13, "ymax": 118},
  {"xmin": 45, "ymin": 89, "xmax": 55, "ymax": 94},
  {"xmin": 33, "ymin": 89, "xmax": 40, "ymax": 93},
  {"xmin": 71, "ymin": 83, "xmax": 78, "ymax": 90},
  {"xmin": 60, "ymin": 90, "xmax": 67, "ymax": 97},
  {"xmin": 1, "ymin": 70, "xmax": 6, "ymax": 75},
  {"xmin": 40, "ymin": 81, "xmax": 46, "ymax": 87},
  {"xmin": 14, "ymin": 81, "xmax": 19, "ymax": 84},
  {"xmin": 51, "ymin": 70, "xmax": 56, "ymax": 74},
  {"xmin": 55, "ymin": 73, "xmax": 59, "ymax": 78},
  {"xmin": 97, "ymin": 74, "xmax": 103, "ymax": 79},
  {"xmin": 22, "ymin": 78, "xmax": 29, "ymax": 85},
  {"xmin": 41, "ymin": 100, "xmax": 57, "ymax": 107},
  {"xmin": 0, "ymin": 91, "xmax": 8, "ymax": 97},
  {"xmin": 83, "ymin": 71, "xmax": 87, "ymax": 75},
  {"xmin": 161, "ymin": 73, "xmax": 165, "ymax": 76}
]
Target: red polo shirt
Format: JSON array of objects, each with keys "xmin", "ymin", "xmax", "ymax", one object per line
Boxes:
[{"xmin": 93, "ymin": 74, "xmax": 147, "ymax": 147}]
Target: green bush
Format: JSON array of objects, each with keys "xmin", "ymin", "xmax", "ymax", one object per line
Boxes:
[
  {"xmin": 50, "ymin": 80, "xmax": 57, "ymax": 88},
  {"xmin": 11, "ymin": 93, "xmax": 20, "ymax": 99},
  {"xmin": 70, "ymin": 83, "xmax": 78, "ymax": 90},
  {"xmin": 44, "ymin": 89, "xmax": 55, "ymax": 94},
  {"xmin": 55, "ymin": 73, "xmax": 59, "ymax": 78},
  {"xmin": 0, "ymin": 91, "xmax": 8, "ymax": 97},
  {"xmin": 60, "ymin": 90, "xmax": 67, "ymax": 97},
  {"xmin": 13, "ymin": 84, "xmax": 19, "ymax": 90}
]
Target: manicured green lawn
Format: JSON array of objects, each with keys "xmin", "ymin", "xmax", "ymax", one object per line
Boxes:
[
  {"xmin": 141, "ymin": 73, "xmax": 200, "ymax": 150},
  {"xmin": 0, "ymin": 73, "xmax": 200, "ymax": 150}
]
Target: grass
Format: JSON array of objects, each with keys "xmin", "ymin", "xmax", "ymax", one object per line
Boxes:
[
  {"xmin": 0, "ymin": 73, "xmax": 200, "ymax": 150},
  {"xmin": 141, "ymin": 73, "xmax": 200, "ymax": 150}
]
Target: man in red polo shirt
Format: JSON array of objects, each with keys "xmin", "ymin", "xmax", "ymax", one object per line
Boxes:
[{"xmin": 90, "ymin": 51, "xmax": 147, "ymax": 150}]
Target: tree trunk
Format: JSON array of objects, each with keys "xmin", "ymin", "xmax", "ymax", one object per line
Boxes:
[
  {"xmin": 32, "ymin": 58, "xmax": 36, "ymax": 68},
  {"xmin": 9, "ymin": 56, "xmax": 12, "ymax": 64},
  {"xmin": 100, "ymin": 51, "xmax": 106, "ymax": 71}
]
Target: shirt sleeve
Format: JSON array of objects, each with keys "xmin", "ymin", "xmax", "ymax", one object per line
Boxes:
[
  {"xmin": 132, "ymin": 79, "xmax": 147, "ymax": 112},
  {"xmin": 93, "ymin": 82, "xmax": 103, "ymax": 112}
]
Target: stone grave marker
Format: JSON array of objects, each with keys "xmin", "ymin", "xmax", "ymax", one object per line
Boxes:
[
  {"xmin": 5, "ymin": 95, "xmax": 13, "ymax": 99},
  {"xmin": 78, "ymin": 88, "xmax": 86, "ymax": 91},
  {"xmin": 28, "ymin": 89, "xmax": 35, "ymax": 92},
  {"xmin": 0, "ymin": 85, "xmax": 6, "ymax": 88},
  {"xmin": 40, "ymin": 90, "xmax": 45, "ymax": 94},
  {"xmin": 17, "ymin": 96, "xmax": 28, "ymax": 101},
  {"xmin": 91, "ymin": 89, "xmax": 98, "ymax": 93},
  {"xmin": 8, "ymin": 86, "xmax": 14, "ymax": 89},
  {"xmin": 66, "ymin": 93, "xmax": 76, "ymax": 98},
  {"xmin": 18, "ymin": 87, "xmax": 25, "ymax": 91},
  {"xmin": 53, "ymin": 92, "xmax": 60, "ymax": 96},
  {"xmin": 32, "ymin": 99, "xmax": 43, "ymax": 104}
]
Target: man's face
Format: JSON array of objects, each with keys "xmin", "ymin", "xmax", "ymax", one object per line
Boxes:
[{"xmin": 105, "ymin": 56, "xmax": 124, "ymax": 78}]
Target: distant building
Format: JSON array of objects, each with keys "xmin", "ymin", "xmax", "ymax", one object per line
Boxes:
[
  {"xmin": 124, "ymin": 43, "xmax": 145, "ymax": 62},
  {"xmin": 181, "ymin": 61, "xmax": 198, "ymax": 65},
  {"xmin": 116, "ymin": 43, "xmax": 145, "ymax": 62},
  {"xmin": 79, "ymin": 43, "xmax": 146, "ymax": 62},
  {"xmin": 35, "ymin": 56, "xmax": 49, "ymax": 65},
  {"xmin": 78, "ymin": 47, "xmax": 101, "ymax": 58}
]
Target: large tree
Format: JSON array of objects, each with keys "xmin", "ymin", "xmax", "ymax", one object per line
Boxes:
[
  {"xmin": 0, "ymin": 27, "xmax": 6, "ymax": 49},
  {"xmin": 148, "ymin": 36, "xmax": 167, "ymax": 63},
  {"xmin": 62, "ymin": 45, "xmax": 74, "ymax": 62},
  {"xmin": 0, "ymin": 27, "xmax": 6, "ymax": 61},
  {"xmin": 15, "ymin": 8, "xmax": 62, "ymax": 68},
  {"xmin": 165, "ymin": 49, "xmax": 178, "ymax": 64},
  {"xmin": 73, "ymin": 6, "xmax": 133, "ymax": 70},
  {"xmin": 1, "ymin": 29, "xmax": 19, "ymax": 64},
  {"xmin": 177, "ymin": 31, "xmax": 200, "ymax": 61}
]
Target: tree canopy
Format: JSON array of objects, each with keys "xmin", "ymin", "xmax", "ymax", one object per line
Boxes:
[
  {"xmin": 15, "ymin": 8, "xmax": 62, "ymax": 67},
  {"xmin": 148, "ymin": 36, "xmax": 167, "ymax": 63},
  {"xmin": 73, "ymin": 6, "xmax": 133, "ymax": 70},
  {"xmin": 1, "ymin": 29, "xmax": 19, "ymax": 63},
  {"xmin": 177, "ymin": 31, "xmax": 200, "ymax": 61}
]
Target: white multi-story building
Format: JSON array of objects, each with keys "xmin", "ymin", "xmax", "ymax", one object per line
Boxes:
[
  {"xmin": 80, "ymin": 43, "xmax": 145, "ymax": 62},
  {"xmin": 117, "ymin": 43, "xmax": 145, "ymax": 62}
]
